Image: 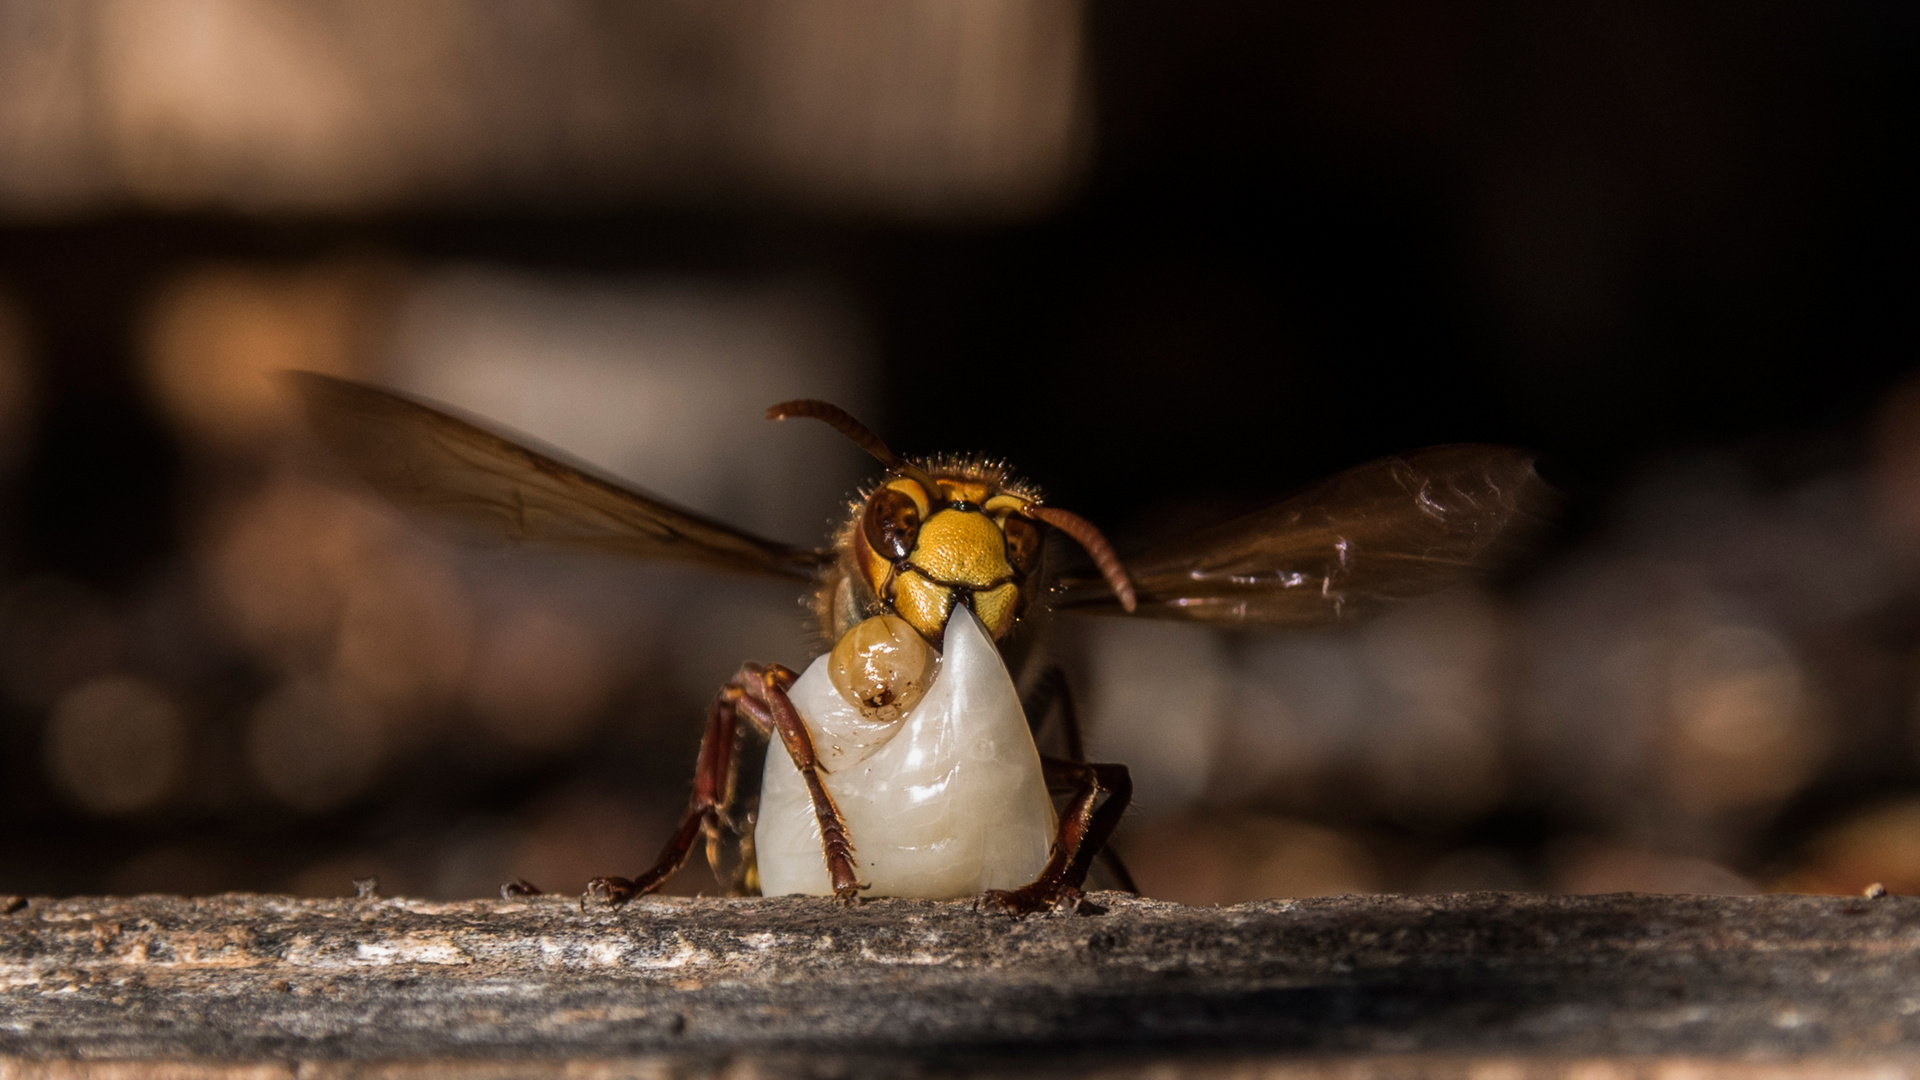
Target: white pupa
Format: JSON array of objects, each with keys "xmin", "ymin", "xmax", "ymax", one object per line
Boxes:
[{"xmin": 755, "ymin": 604, "xmax": 1056, "ymax": 898}]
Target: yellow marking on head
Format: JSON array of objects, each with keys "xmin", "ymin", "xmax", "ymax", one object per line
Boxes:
[
  {"xmin": 909, "ymin": 509, "xmax": 1014, "ymax": 586},
  {"xmin": 892, "ymin": 572, "xmax": 954, "ymax": 641},
  {"xmin": 856, "ymin": 534, "xmax": 893, "ymax": 608},
  {"xmin": 983, "ymin": 493, "xmax": 1030, "ymax": 518},
  {"xmin": 851, "ymin": 476, "xmax": 1036, "ymax": 644},
  {"xmin": 883, "ymin": 477, "xmax": 932, "ymax": 517},
  {"xmin": 939, "ymin": 480, "xmax": 993, "ymax": 505},
  {"xmin": 971, "ymin": 583, "xmax": 1020, "ymax": 639}
]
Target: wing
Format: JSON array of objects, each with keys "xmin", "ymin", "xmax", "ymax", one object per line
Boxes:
[
  {"xmin": 285, "ymin": 371, "xmax": 832, "ymax": 581},
  {"xmin": 1054, "ymin": 445, "xmax": 1556, "ymax": 626}
]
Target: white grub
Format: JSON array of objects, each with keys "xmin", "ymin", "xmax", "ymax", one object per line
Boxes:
[{"xmin": 755, "ymin": 605, "xmax": 1055, "ymax": 898}]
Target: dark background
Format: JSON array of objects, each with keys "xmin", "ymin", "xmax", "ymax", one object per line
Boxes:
[{"xmin": 0, "ymin": 0, "xmax": 1914, "ymax": 903}]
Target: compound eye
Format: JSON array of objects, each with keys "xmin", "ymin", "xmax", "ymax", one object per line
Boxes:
[
  {"xmin": 863, "ymin": 487, "xmax": 922, "ymax": 561},
  {"xmin": 1001, "ymin": 513, "xmax": 1041, "ymax": 573}
]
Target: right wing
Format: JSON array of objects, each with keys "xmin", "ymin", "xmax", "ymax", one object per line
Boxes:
[
  {"xmin": 1054, "ymin": 444, "xmax": 1556, "ymax": 626},
  {"xmin": 285, "ymin": 371, "xmax": 833, "ymax": 581}
]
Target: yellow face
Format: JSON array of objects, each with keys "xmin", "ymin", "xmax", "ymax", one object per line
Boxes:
[{"xmin": 853, "ymin": 476, "xmax": 1043, "ymax": 644}]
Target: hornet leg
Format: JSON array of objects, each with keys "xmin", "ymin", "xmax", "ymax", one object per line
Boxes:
[
  {"xmin": 580, "ymin": 671, "xmax": 753, "ymax": 907},
  {"xmin": 980, "ymin": 754, "xmax": 1132, "ymax": 916},
  {"xmin": 758, "ymin": 664, "xmax": 863, "ymax": 902},
  {"xmin": 1021, "ymin": 666, "xmax": 1139, "ymax": 895}
]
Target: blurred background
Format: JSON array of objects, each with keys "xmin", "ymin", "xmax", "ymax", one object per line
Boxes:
[{"xmin": 0, "ymin": 0, "xmax": 1914, "ymax": 904}]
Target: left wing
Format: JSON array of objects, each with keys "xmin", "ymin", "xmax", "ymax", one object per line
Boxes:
[{"xmin": 286, "ymin": 371, "xmax": 833, "ymax": 580}]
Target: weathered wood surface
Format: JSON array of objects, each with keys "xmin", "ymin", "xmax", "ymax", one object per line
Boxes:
[{"xmin": 2, "ymin": 890, "xmax": 1918, "ymax": 1078}]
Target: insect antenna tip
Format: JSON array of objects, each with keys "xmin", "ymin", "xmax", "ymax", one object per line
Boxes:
[{"xmin": 1030, "ymin": 506, "xmax": 1137, "ymax": 612}]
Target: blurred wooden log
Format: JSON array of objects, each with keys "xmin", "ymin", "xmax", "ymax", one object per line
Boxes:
[
  {"xmin": 2, "ymin": 891, "xmax": 1917, "ymax": 1078},
  {"xmin": 0, "ymin": 1, "xmax": 1085, "ymax": 218}
]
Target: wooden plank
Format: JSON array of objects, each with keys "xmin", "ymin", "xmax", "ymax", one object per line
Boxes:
[{"xmin": 3, "ymin": 891, "xmax": 1917, "ymax": 1076}]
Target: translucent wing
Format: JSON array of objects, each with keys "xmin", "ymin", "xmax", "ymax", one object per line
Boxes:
[
  {"xmin": 1055, "ymin": 445, "xmax": 1555, "ymax": 626},
  {"xmin": 286, "ymin": 371, "xmax": 832, "ymax": 580}
]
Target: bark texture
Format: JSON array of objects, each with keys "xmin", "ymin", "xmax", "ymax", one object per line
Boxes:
[{"xmin": 2, "ymin": 891, "xmax": 1917, "ymax": 1077}]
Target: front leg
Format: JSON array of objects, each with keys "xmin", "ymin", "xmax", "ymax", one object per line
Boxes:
[
  {"xmin": 581, "ymin": 662, "xmax": 859, "ymax": 907},
  {"xmin": 579, "ymin": 671, "xmax": 754, "ymax": 907},
  {"xmin": 759, "ymin": 666, "xmax": 864, "ymax": 902},
  {"xmin": 981, "ymin": 756, "xmax": 1132, "ymax": 916}
]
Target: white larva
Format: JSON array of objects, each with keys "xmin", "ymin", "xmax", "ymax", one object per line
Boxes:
[{"xmin": 755, "ymin": 604, "xmax": 1056, "ymax": 898}]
